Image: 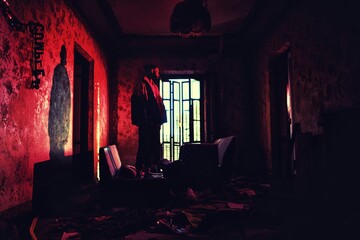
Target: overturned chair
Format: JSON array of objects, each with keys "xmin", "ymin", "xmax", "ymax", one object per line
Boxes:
[{"xmin": 99, "ymin": 145, "xmax": 171, "ymax": 207}]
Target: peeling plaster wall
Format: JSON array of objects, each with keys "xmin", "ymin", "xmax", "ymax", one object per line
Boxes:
[
  {"xmin": 253, "ymin": 1, "xmax": 360, "ymax": 173},
  {"xmin": 115, "ymin": 57, "xmax": 252, "ymax": 173},
  {"xmin": 0, "ymin": 0, "xmax": 109, "ymax": 212}
]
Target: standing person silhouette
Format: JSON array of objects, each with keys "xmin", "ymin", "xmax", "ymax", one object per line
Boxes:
[{"xmin": 131, "ymin": 64, "xmax": 167, "ymax": 178}]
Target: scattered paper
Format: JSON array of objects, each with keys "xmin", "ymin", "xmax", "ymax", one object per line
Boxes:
[
  {"xmin": 94, "ymin": 216, "xmax": 112, "ymax": 221},
  {"xmin": 238, "ymin": 188, "xmax": 257, "ymax": 196},
  {"xmin": 61, "ymin": 232, "xmax": 81, "ymax": 240},
  {"xmin": 227, "ymin": 202, "xmax": 245, "ymax": 209}
]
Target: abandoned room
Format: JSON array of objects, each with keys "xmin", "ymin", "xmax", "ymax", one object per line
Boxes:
[{"xmin": 1, "ymin": 0, "xmax": 359, "ymax": 239}]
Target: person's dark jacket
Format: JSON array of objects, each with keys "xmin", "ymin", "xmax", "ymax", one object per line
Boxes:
[{"xmin": 131, "ymin": 77, "xmax": 167, "ymax": 126}]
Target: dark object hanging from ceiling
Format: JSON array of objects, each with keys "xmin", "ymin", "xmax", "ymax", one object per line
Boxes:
[{"xmin": 170, "ymin": 0, "xmax": 211, "ymax": 38}]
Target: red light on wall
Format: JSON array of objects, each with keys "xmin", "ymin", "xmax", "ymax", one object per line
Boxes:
[{"xmin": 287, "ymin": 83, "xmax": 292, "ymax": 115}]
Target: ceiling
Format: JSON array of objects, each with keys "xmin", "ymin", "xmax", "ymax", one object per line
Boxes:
[
  {"xmin": 69, "ymin": 0, "xmax": 291, "ymax": 56},
  {"xmin": 73, "ymin": 0, "xmax": 256, "ymax": 36}
]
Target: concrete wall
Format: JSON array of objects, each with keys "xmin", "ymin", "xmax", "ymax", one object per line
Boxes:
[
  {"xmin": 0, "ymin": 0, "xmax": 109, "ymax": 212},
  {"xmin": 253, "ymin": 0, "xmax": 360, "ymax": 174}
]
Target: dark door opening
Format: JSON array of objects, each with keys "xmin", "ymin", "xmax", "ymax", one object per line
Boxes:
[
  {"xmin": 73, "ymin": 44, "xmax": 94, "ymax": 183},
  {"xmin": 269, "ymin": 50, "xmax": 294, "ymax": 186}
]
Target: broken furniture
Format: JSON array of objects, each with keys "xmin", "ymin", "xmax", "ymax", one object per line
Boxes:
[
  {"xmin": 99, "ymin": 145, "xmax": 171, "ymax": 207},
  {"xmin": 168, "ymin": 135, "xmax": 237, "ymax": 191},
  {"xmin": 32, "ymin": 159, "xmax": 75, "ymax": 216}
]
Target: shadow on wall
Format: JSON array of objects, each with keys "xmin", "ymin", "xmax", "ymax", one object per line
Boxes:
[{"xmin": 48, "ymin": 45, "xmax": 70, "ymax": 164}]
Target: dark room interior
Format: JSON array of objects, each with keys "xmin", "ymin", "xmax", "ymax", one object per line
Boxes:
[{"xmin": 1, "ymin": 0, "xmax": 360, "ymax": 239}]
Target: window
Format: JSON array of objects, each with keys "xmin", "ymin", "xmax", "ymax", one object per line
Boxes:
[{"xmin": 160, "ymin": 77, "xmax": 204, "ymax": 161}]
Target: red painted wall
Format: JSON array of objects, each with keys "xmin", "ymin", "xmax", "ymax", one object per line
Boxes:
[{"xmin": 0, "ymin": 0, "xmax": 109, "ymax": 212}]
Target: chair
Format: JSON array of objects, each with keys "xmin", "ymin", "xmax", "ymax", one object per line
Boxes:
[
  {"xmin": 179, "ymin": 135, "xmax": 237, "ymax": 190},
  {"xmin": 99, "ymin": 145, "xmax": 170, "ymax": 207},
  {"xmin": 214, "ymin": 135, "xmax": 237, "ymax": 181}
]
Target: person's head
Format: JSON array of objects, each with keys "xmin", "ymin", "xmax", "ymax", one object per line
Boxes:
[{"xmin": 144, "ymin": 64, "xmax": 160, "ymax": 81}]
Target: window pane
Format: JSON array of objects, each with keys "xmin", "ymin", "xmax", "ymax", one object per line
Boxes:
[
  {"xmin": 183, "ymin": 100, "xmax": 189, "ymax": 111},
  {"xmin": 193, "ymin": 100, "xmax": 200, "ymax": 121},
  {"xmin": 163, "ymin": 112, "xmax": 171, "ymax": 142},
  {"xmin": 174, "ymin": 145, "xmax": 180, "ymax": 161},
  {"xmin": 160, "ymin": 127, "xmax": 163, "ymax": 142},
  {"xmin": 191, "ymin": 79, "xmax": 200, "ymax": 99},
  {"xmin": 183, "ymin": 111, "xmax": 190, "ymax": 142},
  {"xmin": 174, "ymin": 83, "xmax": 180, "ymax": 100},
  {"xmin": 163, "ymin": 143, "xmax": 171, "ymax": 160},
  {"xmin": 161, "ymin": 100, "xmax": 171, "ymax": 141},
  {"xmin": 162, "ymin": 81, "xmax": 170, "ymax": 99},
  {"xmin": 183, "ymin": 82, "xmax": 189, "ymax": 99},
  {"xmin": 193, "ymin": 120, "xmax": 201, "ymax": 142},
  {"xmin": 164, "ymin": 100, "xmax": 170, "ymax": 111},
  {"xmin": 174, "ymin": 101, "xmax": 180, "ymax": 142}
]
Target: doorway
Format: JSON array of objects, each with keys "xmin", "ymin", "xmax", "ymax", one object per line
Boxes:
[
  {"xmin": 160, "ymin": 76, "xmax": 205, "ymax": 161},
  {"xmin": 73, "ymin": 43, "xmax": 94, "ymax": 183},
  {"xmin": 269, "ymin": 50, "xmax": 294, "ymax": 184}
]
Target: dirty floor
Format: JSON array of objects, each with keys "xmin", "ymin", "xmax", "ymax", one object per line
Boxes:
[{"xmin": 1, "ymin": 176, "xmax": 359, "ymax": 240}]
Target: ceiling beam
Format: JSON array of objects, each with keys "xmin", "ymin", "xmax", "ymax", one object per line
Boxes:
[{"xmin": 96, "ymin": 0, "xmax": 123, "ymax": 38}]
